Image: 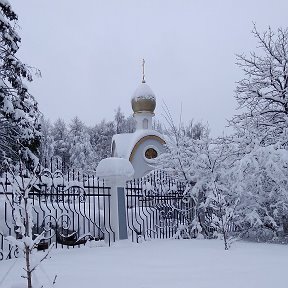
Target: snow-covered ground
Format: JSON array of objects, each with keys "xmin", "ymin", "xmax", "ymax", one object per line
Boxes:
[{"xmin": 0, "ymin": 239, "xmax": 287, "ymax": 288}]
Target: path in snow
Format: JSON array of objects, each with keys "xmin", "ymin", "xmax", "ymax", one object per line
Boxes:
[{"xmin": 0, "ymin": 239, "xmax": 288, "ymax": 288}]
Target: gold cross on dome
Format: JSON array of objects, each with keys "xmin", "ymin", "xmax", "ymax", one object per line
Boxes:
[{"xmin": 142, "ymin": 59, "xmax": 146, "ymax": 83}]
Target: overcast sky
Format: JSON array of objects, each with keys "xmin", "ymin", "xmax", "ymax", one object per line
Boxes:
[{"xmin": 11, "ymin": 0, "xmax": 288, "ymax": 136}]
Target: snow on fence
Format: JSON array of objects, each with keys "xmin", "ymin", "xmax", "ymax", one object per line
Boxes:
[
  {"xmin": 125, "ymin": 170, "xmax": 240, "ymax": 241},
  {"xmin": 0, "ymin": 173, "xmax": 115, "ymax": 261},
  {"xmin": 126, "ymin": 171, "xmax": 196, "ymax": 242},
  {"xmin": 0, "ymin": 162, "xmax": 241, "ymax": 262}
]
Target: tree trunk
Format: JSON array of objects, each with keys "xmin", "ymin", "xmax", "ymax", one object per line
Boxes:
[
  {"xmin": 282, "ymin": 215, "xmax": 288, "ymax": 236},
  {"xmin": 24, "ymin": 197, "xmax": 33, "ymax": 288},
  {"xmin": 25, "ymin": 244, "xmax": 32, "ymax": 288},
  {"xmin": 221, "ymin": 216, "xmax": 228, "ymax": 250}
]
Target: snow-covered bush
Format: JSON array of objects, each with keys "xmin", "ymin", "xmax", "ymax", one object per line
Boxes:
[{"xmin": 230, "ymin": 143, "xmax": 288, "ymax": 240}]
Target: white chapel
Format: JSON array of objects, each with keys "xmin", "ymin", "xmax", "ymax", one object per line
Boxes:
[{"xmin": 111, "ymin": 65, "xmax": 165, "ymax": 179}]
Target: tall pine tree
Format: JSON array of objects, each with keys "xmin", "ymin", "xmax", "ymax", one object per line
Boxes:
[
  {"xmin": 68, "ymin": 117, "xmax": 96, "ymax": 173},
  {"xmin": 0, "ymin": 1, "xmax": 41, "ymax": 167}
]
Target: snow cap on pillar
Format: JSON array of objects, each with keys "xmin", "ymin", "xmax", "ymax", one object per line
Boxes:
[{"xmin": 96, "ymin": 157, "xmax": 134, "ymax": 184}]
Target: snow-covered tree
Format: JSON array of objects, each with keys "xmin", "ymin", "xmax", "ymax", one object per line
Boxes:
[
  {"xmin": 1, "ymin": 161, "xmax": 56, "ymax": 288},
  {"xmin": 39, "ymin": 117, "xmax": 54, "ymax": 165},
  {"xmin": 89, "ymin": 119, "xmax": 115, "ymax": 164},
  {"xmin": 156, "ymin": 116, "xmax": 209, "ymax": 182},
  {"xmin": 51, "ymin": 118, "xmax": 70, "ymax": 169},
  {"xmin": 114, "ymin": 106, "xmax": 125, "ymax": 134},
  {"xmin": 88, "ymin": 109, "xmax": 135, "ymax": 166},
  {"xmin": 36, "ymin": 109, "xmax": 136, "ymax": 171},
  {"xmin": 156, "ymin": 119, "xmax": 216, "ymax": 238},
  {"xmin": 230, "ymin": 143, "xmax": 288, "ymax": 239},
  {"xmin": 198, "ymin": 139, "xmax": 242, "ymax": 249},
  {"xmin": 68, "ymin": 117, "xmax": 96, "ymax": 173},
  {"xmin": 152, "ymin": 119, "xmax": 164, "ymax": 134},
  {"xmin": 227, "ymin": 25, "xmax": 288, "ymax": 241},
  {"xmin": 230, "ymin": 25, "xmax": 288, "ymax": 147},
  {"xmin": 114, "ymin": 106, "xmax": 135, "ymax": 134},
  {"xmin": 184, "ymin": 120, "xmax": 207, "ymax": 140},
  {"xmin": 0, "ymin": 1, "xmax": 41, "ymax": 167},
  {"xmin": 0, "ymin": 117, "xmax": 18, "ymax": 167},
  {"xmin": 156, "ymin": 117, "xmax": 254, "ymax": 246},
  {"xmin": 124, "ymin": 115, "xmax": 136, "ymax": 133}
]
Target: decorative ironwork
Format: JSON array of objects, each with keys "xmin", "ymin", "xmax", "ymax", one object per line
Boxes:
[
  {"xmin": 126, "ymin": 170, "xmax": 195, "ymax": 242},
  {"xmin": 0, "ymin": 166, "xmax": 115, "ymax": 261},
  {"xmin": 0, "ymin": 238, "xmax": 20, "ymax": 261}
]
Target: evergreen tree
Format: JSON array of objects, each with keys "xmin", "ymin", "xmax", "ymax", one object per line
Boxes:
[
  {"xmin": 124, "ymin": 115, "xmax": 136, "ymax": 133},
  {"xmin": 0, "ymin": 117, "xmax": 18, "ymax": 165},
  {"xmin": 68, "ymin": 117, "xmax": 96, "ymax": 173},
  {"xmin": 39, "ymin": 117, "xmax": 54, "ymax": 165},
  {"xmin": 89, "ymin": 119, "xmax": 115, "ymax": 164},
  {"xmin": 52, "ymin": 118, "xmax": 70, "ymax": 168},
  {"xmin": 114, "ymin": 106, "xmax": 135, "ymax": 134},
  {"xmin": 114, "ymin": 106, "xmax": 125, "ymax": 134},
  {"xmin": 0, "ymin": 1, "xmax": 41, "ymax": 167}
]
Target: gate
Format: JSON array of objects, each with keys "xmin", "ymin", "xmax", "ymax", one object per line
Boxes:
[{"xmin": 126, "ymin": 171, "xmax": 195, "ymax": 241}]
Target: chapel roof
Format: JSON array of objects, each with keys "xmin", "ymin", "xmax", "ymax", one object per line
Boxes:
[{"xmin": 111, "ymin": 130, "xmax": 165, "ymax": 160}]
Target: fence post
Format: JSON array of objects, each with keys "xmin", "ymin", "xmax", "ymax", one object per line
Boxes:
[{"xmin": 96, "ymin": 157, "xmax": 134, "ymax": 241}]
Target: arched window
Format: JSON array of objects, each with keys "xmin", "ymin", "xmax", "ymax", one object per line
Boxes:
[
  {"xmin": 111, "ymin": 141, "xmax": 116, "ymax": 156},
  {"xmin": 143, "ymin": 118, "xmax": 148, "ymax": 129}
]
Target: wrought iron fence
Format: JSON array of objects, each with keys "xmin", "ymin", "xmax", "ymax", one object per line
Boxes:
[
  {"xmin": 126, "ymin": 171, "xmax": 195, "ymax": 241},
  {"xmin": 126, "ymin": 171, "xmax": 240, "ymax": 241},
  {"xmin": 0, "ymin": 170, "xmax": 115, "ymax": 261}
]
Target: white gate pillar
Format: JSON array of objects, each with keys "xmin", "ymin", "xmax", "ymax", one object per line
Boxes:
[{"xmin": 96, "ymin": 157, "xmax": 134, "ymax": 241}]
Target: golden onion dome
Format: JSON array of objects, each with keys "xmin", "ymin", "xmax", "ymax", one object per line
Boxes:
[{"xmin": 131, "ymin": 82, "xmax": 156, "ymax": 113}]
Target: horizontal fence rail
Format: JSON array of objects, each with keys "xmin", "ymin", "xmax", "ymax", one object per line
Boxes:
[{"xmin": 0, "ymin": 171, "xmax": 115, "ymax": 261}]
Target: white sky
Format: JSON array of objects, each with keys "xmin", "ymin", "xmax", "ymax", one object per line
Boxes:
[{"xmin": 12, "ymin": 0, "xmax": 288, "ymax": 136}]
